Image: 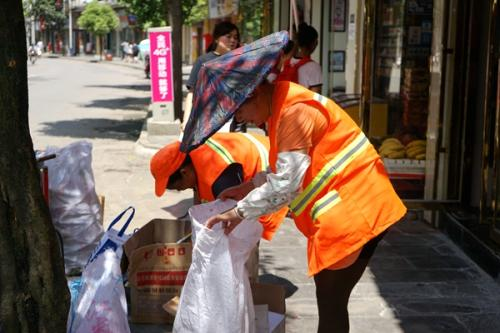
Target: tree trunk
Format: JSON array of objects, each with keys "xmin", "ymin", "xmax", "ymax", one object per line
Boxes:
[
  {"xmin": 167, "ymin": 0, "xmax": 183, "ymax": 120},
  {"xmin": 0, "ymin": 1, "xmax": 70, "ymax": 332},
  {"xmin": 99, "ymin": 35, "xmax": 103, "ymax": 61}
]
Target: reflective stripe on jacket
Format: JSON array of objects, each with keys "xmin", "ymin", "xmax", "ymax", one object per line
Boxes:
[
  {"xmin": 191, "ymin": 132, "xmax": 287, "ymax": 240},
  {"xmin": 268, "ymin": 82, "xmax": 407, "ymax": 275}
]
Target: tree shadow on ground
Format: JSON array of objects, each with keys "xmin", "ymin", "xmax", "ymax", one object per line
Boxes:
[
  {"xmin": 82, "ymin": 97, "xmax": 150, "ymax": 111},
  {"xmin": 38, "ymin": 118, "xmax": 143, "ymax": 141},
  {"xmin": 85, "ymin": 84, "xmax": 151, "ymax": 92},
  {"xmin": 258, "ymin": 273, "xmax": 298, "ymax": 298}
]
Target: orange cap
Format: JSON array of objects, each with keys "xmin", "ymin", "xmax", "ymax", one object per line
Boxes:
[{"xmin": 150, "ymin": 141, "xmax": 186, "ymax": 197}]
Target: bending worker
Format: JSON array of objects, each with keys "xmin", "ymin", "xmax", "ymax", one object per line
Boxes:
[
  {"xmin": 150, "ymin": 132, "xmax": 288, "ymax": 280},
  {"xmin": 205, "ymin": 81, "xmax": 407, "ymax": 331}
]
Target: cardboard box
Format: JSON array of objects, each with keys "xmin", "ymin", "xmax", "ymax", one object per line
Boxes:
[
  {"xmin": 252, "ymin": 283, "xmax": 286, "ymax": 333},
  {"xmin": 155, "ymin": 280, "xmax": 286, "ymax": 331},
  {"xmin": 124, "ymin": 219, "xmax": 192, "ymax": 324}
]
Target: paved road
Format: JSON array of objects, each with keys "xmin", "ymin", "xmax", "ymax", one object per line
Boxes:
[
  {"xmin": 28, "ymin": 57, "xmax": 500, "ymax": 333},
  {"xmin": 28, "ymin": 57, "xmax": 192, "ymax": 229}
]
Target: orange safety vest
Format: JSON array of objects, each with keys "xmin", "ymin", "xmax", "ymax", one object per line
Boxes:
[
  {"xmin": 190, "ymin": 132, "xmax": 287, "ymax": 240},
  {"xmin": 268, "ymin": 82, "xmax": 407, "ymax": 275}
]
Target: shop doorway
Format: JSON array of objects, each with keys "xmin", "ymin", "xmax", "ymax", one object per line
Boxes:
[
  {"xmin": 486, "ymin": 3, "xmax": 500, "ymax": 244},
  {"xmin": 360, "ymin": 0, "xmax": 433, "ymax": 200},
  {"xmin": 491, "ymin": 57, "xmax": 500, "ymax": 244},
  {"xmin": 450, "ymin": 0, "xmax": 499, "ymax": 244},
  {"xmin": 429, "ymin": 0, "xmax": 500, "ymax": 246}
]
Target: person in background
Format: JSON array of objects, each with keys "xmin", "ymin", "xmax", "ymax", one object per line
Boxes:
[
  {"xmin": 183, "ymin": 21, "xmax": 245, "ymax": 133},
  {"xmin": 275, "ymin": 23, "xmax": 323, "ymax": 93},
  {"xmin": 120, "ymin": 41, "xmax": 129, "ymax": 60},
  {"xmin": 132, "ymin": 42, "xmax": 140, "ymax": 62},
  {"xmin": 205, "ymin": 78, "xmax": 406, "ymax": 332},
  {"xmin": 150, "ymin": 132, "xmax": 288, "ymax": 282},
  {"xmin": 123, "ymin": 41, "xmax": 134, "ymax": 63},
  {"xmin": 186, "ymin": 21, "xmax": 240, "ymax": 91},
  {"xmin": 36, "ymin": 40, "xmax": 44, "ymax": 54}
]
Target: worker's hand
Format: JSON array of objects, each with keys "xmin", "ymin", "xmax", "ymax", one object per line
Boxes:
[
  {"xmin": 218, "ymin": 181, "xmax": 254, "ymax": 201},
  {"xmin": 206, "ymin": 208, "xmax": 243, "ymax": 235}
]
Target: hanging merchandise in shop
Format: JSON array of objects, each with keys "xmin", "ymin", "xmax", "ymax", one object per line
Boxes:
[{"xmin": 369, "ymin": 0, "xmax": 433, "ymax": 199}]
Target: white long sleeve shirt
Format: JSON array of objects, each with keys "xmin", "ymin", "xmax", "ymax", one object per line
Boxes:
[{"xmin": 236, "ymin": 151, "xmax": 311, "ymax": 219}]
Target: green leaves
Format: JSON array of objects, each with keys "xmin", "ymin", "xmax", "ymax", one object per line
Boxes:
[
  {"xmin": 182, "ymin": 0, "xmax": 207, "ymax": 25},
  {"xmin": 24, "ymin": 0, "xmax": 65, "ymax": 28},
  {"xmin": 119, "ymin": 0, "xmax": 165, "ymax": 28},
  {"xmin": 118, "ymin": 0, "xmax": 208, "ymax": 28},
  {"xmin": 77, "ymin": 0, "xmax": 119, "ymax": 36}
]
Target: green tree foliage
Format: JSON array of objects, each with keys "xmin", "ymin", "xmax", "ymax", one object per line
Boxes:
[
  {"xmin": 23, "ymin": 0, "xmax": 65, "ymax": 29},
  {"xmin": 118, "ymin": 0, "xmax": 165, "ymax": 29},
  {"xmin": 118, "ymin": 0, "xmax": 207, "ymax": 28},
  {"xmin": 238, "ymin": 0, "xmax": 264, "ymax": 43},
  {"xmin": 78, "ymin": 1, "xmax": 119, "ymax": 60},
  {"xmin": 182, "ymin": 0, "xmax": 207, "ymax": 25},
  {"xmin": 77, "ymin": 0, "xmax": 119, "ymax": 36}
]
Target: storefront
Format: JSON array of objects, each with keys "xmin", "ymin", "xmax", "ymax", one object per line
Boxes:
[
  {"xmin": 360, "ymin": 0, "xmax": 433, "ymax": 199},
  {"xmin": 274, "ymin": 0, "xmax": 500, "ymax": 274},
  {"xmin": 364, "ymin": 0, "xmax": 500, "ymax": 273},
  {"xmin": 356, "ymin": 0, "xmax": 499, "ymax": 273}
]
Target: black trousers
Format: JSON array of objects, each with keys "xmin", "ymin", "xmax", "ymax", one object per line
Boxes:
[{"xmin": 313, "ymin": 231, "xmax": 387, "ymax": 333}]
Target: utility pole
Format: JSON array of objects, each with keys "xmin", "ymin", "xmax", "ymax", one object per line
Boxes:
[
  {"xmin": 31, "ymin": 18, "xmax": 35, "ymax": 45},
  {"xmin": 68, "ymin": 0, "xmax": 72, "ymax": 55},
  {"xmin": 29, "ymin": 0, "xmax": 35, "ymax": 45},
  {"xmin": 167, "ymin": 0, "xmax": 183, "ymax": 120}
]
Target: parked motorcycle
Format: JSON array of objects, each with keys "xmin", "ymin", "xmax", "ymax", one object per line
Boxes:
[{"xmin": 28, "ymin": 45, "xmax": 39, "ymax": 64}]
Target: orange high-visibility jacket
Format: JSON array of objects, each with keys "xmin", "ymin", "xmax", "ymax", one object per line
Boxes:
[
  {"xmin": 268, "ymin": 82, "xmax": 407, "ymax": 275},
  {"xmin": 190, "ymin": 132, "xmax": 287, "ymax": 240}
]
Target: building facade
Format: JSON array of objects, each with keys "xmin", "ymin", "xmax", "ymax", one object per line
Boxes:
[{"xmin": 269, "ymin": 0, "xmax": 500, "ymax": 278}]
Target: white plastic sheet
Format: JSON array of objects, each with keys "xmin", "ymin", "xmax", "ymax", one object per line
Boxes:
[
  {"xmin": 43, "ymin": 141, "xmax": 103, "ymax": 274},
  {"xmin": 173, "ymin": 200, "xmax": 262, "ymax": 333}
]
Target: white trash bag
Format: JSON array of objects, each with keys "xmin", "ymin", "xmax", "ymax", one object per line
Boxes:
[
  {"xmin": 43, "ymin": 141, "xmax": 104, "ymax": 274},
  {"xmin": 67, "ymin": 249, "xmax": 130, "ymax": 333},
  {"xmin": 173, "ymin": 199, "xmax": 262, "ymax": 333}
]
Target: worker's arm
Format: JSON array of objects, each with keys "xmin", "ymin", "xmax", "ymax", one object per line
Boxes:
[
  {"xmin": 235, "ymin": 150, "xmax": 310, "ymax": 219},
  {"xmin": 207, "ymin": 103, "xmax": 320, "ymax": 232},
  {"xmin": 207, "ymin": 151, "xmax": 310, "ymax": 233}
]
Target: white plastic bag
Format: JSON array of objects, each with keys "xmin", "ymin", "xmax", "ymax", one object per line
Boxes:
[
  {"xmin": 173, "ymin": 200, "xmax": 262, "ymax": 333},
  {"xmin": 43, "ymin": 141, "xmax": 103, "ymax": 274},
  {"xmin": 87, "ymin": 206, "xmax": 134, "ymax": 264},
  {"xmin": 67, "ymin": 249, "xmax": 130, "ymax": 333}
]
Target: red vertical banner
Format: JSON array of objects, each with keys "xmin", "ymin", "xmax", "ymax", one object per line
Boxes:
[{"xmin": 149, "ymin": 27, "xmax": 174, "ymax": 103}]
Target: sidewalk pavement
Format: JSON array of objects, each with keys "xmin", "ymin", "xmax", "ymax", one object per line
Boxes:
[
  {"xmin": 54, "ymin": 54, "xmax": 500, "ymax": 332},
  {"xmin": 128, "ymin": 213, "xmax": 500, "ymax": 333},
  {"xmin": 133, "ymin": 128, "xmax": 500, "ymax": 331},
  {"xmin": 133, "ymin": 129, "xmax": 500, "ymax": 332}
]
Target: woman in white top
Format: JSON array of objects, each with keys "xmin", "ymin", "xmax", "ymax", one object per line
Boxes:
[{"xmin": 273, "ymin": 23, "xmax": 323, "ymax": 93}]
